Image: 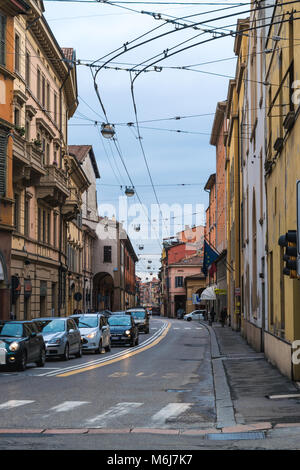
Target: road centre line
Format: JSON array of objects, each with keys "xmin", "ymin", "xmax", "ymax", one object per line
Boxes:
[
  {"xmin": 55, "ymin": 322, "xmax": 171, "ymax": 378},
  {"xmin": 38, "ymin": 323, "xmax": 169, "ymax": 377}
]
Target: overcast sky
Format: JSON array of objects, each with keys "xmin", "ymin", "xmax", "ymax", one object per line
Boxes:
[{"xmin": 43, "ymin": 0, "xmax": 248, "ymax": 279}]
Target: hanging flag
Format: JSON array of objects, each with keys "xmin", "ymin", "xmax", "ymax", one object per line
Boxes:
[{"xmin": 202, "ymin": 240, "xmax": 219, "ymax": 277}]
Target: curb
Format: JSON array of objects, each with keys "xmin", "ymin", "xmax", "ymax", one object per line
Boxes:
[{"xmin": 0, "ymin": 422, "xmax": 293, "ymax": 436}]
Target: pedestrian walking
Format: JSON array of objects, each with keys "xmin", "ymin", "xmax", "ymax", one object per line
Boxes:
[{"xmin": 220, "ymin": 307, "xmax": 227, "ymax": 327}]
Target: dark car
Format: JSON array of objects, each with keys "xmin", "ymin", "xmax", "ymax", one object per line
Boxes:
[
  {"xmin": 108, "ymin": 315, "xmax": 139, "ymax": 347},
  {"xmin": 0, "ymin": 321, "xmax": 46, "ymax": 371},
  {"xmin": 126, "ymin": 308, "xmax": 150, "ymax": 334}
]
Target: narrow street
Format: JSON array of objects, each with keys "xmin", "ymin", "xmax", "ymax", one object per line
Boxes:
[{"xmin": 1, "ymin": 317, "xmax": 300, "ymax": 450}]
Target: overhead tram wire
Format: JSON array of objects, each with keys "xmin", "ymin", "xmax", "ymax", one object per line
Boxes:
[{"xmin": 129, "ymin": 10, "xmax": 300, "ymax": 85}]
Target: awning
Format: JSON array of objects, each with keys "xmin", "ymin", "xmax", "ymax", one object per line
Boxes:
[{"xmin": 200, "ymin": 285, "xmax": 217, "ymax": 301}]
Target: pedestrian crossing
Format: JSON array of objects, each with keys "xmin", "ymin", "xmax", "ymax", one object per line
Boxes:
[{"xmin": 0, "ymin": 399, "xmax": 193, "ymax": 429}]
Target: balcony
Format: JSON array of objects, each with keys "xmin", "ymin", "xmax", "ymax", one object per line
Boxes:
[
  {"xmin": 13, "ymin": 134, "xmax": 46, "ymax": 187},
  {"xmin": 36, "ymin": 165, "xmax": 70, "ymax": 207},
  {"xmin": 61, "ymin": 187, "xmax": 82, "ymax": 220}
]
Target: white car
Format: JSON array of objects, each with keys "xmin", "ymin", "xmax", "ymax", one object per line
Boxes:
[
  {"xmin": 71, "ymin": 313, "xmax": 111, "ymax": 353},
  {"xmin": 183, "ymin": 310, "xmax": 206, "ymax": 322}
]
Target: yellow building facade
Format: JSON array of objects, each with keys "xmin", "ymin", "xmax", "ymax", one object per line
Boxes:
[
  {"xmin": 264, "ymin": 2, "xmax": 300, "ymax": 380},
  {"xmin": 225, "ymin": 18, "xmax": 249, "ymax": 331}
]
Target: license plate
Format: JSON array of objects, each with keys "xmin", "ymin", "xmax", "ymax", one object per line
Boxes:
[
  {"xmin": 112, "ymin": 335, "xmax": 120, "ymax": 339},
  {"xmin": 0, "ymin": 348, "xmax": 6, "ymax": 365}
]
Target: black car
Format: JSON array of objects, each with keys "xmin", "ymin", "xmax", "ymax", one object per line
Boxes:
[
  {"xmin": 0, "ymin": 321, "xmax": 46, "ymax": 371},
  {"xmin": 125, "ymin": 308, "xmax": 150, "ymax": 334},
  {"xmin": 108, "ymin": 315, "xmax": 139, "ymax": 347}
]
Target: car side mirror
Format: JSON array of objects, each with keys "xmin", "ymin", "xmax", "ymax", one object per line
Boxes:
[{"xmin": 69, "ymin": 329, "xmax": 75, "ymax": 334}]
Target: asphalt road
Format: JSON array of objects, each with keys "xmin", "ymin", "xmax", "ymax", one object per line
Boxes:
[
  {"xmin": 1, "ymin": 317, "xmax": 300, "ymax": 452},
  {"xmin": 0, "ymin": 318, "xmax": 214, "ymax": 432}
]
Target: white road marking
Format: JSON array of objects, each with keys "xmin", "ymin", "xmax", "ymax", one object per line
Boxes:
[
  {"xmin": 184, "ymin": 328, "xmax": 191, "ymax": 330},
  {"xmin": 85, "ymin": 402, "xmax": 143, "ymax": 427},
  {"xmin": 151, "ymin": 403, "xmax": 192, "ymax": 426},
  {"xmin": 0, "ymin": 400, "xmax": 35, "ymax": 410},
  {"xmin": 47, "ymin": 401, "xmax": 89, "ymax": 413}
]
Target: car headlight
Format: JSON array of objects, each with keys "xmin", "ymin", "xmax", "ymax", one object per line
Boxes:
[
  {"xmin": 9, "ymin": 342, "xmax": 20, "ymax": 352},
  {"xmin": 125, "ymin": 330, "xmax": 131, "ymax": 335},
  {"xmin": 48, "ymin": 338, "xmax": 62, "ymax": 345},
  {"xmin": 86, "ymin": 332, "xmax": 97, "ymax": 339}
]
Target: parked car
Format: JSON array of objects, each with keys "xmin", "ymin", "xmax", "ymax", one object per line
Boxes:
[
  {"xmin": 71, "ymin": 313, "xmax": 111, "ymax": 353},
  {"xmin": 183, "ymin": 310, "xmax": 206, "ymax": 322},
  {"xmin": 126, "ymin": 308, "xmax": 150, "ymax": 334},
  {"xmin": 108, "ymin": 315, "xmax": 139, "ymax": 347},
  {"xmin": 0, "ymin": 321, "xmax": 46, "ymax": 371},
  {"xmin": 32, "ymin": 317, "xmax": 82, "ymax": 361}
]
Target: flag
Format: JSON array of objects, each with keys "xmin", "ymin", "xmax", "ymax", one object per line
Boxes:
[{"xmin": 202, "ymin": 240, "xmax": 219, "ymax": 277}]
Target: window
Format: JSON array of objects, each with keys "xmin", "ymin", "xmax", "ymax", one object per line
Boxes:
[
  {"xmin": 37, "ymin": 68, "xmax": 41, "ymax": 101},
  {"xmin": 41, "ymin": 75, "xmax": 45, "ymax": 107},
  {"xmin": 14, "ymin": 193, "xmax": 20, "ymax": 231},
  {"xmin": 14, "ymin": 107, "xmax": 20, "ymax": 127},
  {"xmin": 46, "ymin": 81, "xmax": 50, "ymax": 111},
  {"xmin": 175, "ymin": 276, "xmax": 184, "ymax": 288},
  {"xmin": 53, "ymin": 213, "xmax": 57, "ymax": 248},
  {"xmin": 103, "ymin": 246, "xmax": 112, "ymax": 263},
  {"xmin": 15, "ymin": 34, "xmax": 20, "ymax": 73},
  {"xmin": 24, "ymin": 196, "xmax": 30, "ymax": 237},
  {"xmin": 38, "ymin": 207, "xmax": 41, "ymax": 241},
  {"xmin": 0, "ymin": 15, "xmax": 6, "ymax": 66},
  {"xmin": 25, "ymin": 120, "xmax": 30, "ymax": 140},
  {"xmin": 25, "ymin": 50, "xmax": 30, "ymax": 86},
  {"xmin": 54, "ymin": 92, "xmax": 57, "ymax": 123}
]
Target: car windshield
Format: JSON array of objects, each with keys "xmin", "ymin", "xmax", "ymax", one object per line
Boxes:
[
  {"xmin": 0, "ymin": 323, "xmax": 23, "ymax": 337},
  {"xmin": 108, "ymin": 316, "xmax": 131, "ymax": 326},
  {"xmin": 129, "ymin": 311, "xmax": 145, "ymax": 319},
  {"xmin": 76, "ymin": 317, "xmax": 99, "ymax": 328},
  {"xmin": 38, "ymin": 319, "xmax": 66, "ymax": 333},
  {"xmin": 112, "ymin": 311, "xmax": 126, "ymax": 315}
]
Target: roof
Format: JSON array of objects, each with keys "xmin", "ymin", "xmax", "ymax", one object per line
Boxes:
[
  {"xmin": 68, "ymin": 145, "xmax": 100, "ymax": 179},
  {"xmin": 169, "ymin": 255, "xmax": 203, "ymax": 267},
  {"xmin": 204, "ymin": 173, "xmax": 216, "ymax": 191},
  {"xmin": 210, "ymin": 101, "xmax": 227, "ymax": 146},
  {"xmin": 61, "ymin": 47, "xmax": 75, "ymax": 63}
]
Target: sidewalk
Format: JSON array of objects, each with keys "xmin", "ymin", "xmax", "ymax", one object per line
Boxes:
[{"xmin": 208, "ymin": 321, "xmax": 300, "ymax": 428}]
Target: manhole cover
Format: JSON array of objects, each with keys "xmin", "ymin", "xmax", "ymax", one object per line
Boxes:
[{"xmin": 206, "ymin": 432, "xmax": 265, "ymax": 441}]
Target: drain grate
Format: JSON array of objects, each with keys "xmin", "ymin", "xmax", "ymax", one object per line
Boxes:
[{"xmin": 206, "ymin": 431, "xmax": 265, "ymax": 441}]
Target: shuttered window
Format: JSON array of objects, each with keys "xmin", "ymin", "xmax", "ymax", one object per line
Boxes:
[
  {"xmin": 0, "ymin": 15, "xmax": 6, "ymax": 66},
  {"xmin": 0, "ymin": 132, "xmax": 7, "ymax": 196}
]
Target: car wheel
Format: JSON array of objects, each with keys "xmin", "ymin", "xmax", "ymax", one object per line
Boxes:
[
  {"xmin": 61, "ymin": 343, "xmax": 69, "ymax": 361},
  {"xmin": 104, "ymin": 341, "xmax": 111, "ymax": 353},
  {"xmin": 75, "ymin": 344, "xmax": 82, "ymax": 358},
  {"xmin": 187, "ymin": 317, "xmax": 192, "ymax": 322},
  {"xmin": 18, "ymin": 351, "xmax": 27, "ymax": 371},
  {"xmin": 36, "ymin": 348, "xmax": 46, "ymax": 367}
]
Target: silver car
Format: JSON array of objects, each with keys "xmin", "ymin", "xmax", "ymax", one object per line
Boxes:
[
  {"xmin": 71, "ymin": 313, "xmax": 111, "ymax": 353},
  {"xmin": 32, "ymin": 317, "xmax": 82, "ymax": 361}
]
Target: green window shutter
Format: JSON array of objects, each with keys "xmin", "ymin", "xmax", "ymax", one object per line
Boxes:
[
  {"xmin": 0, "ymin": 132, "xmax": 7, "ymax": 196},
  {"xmin": 0, "ymin": 15, "xmax": 6, "ymax": 67}
]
